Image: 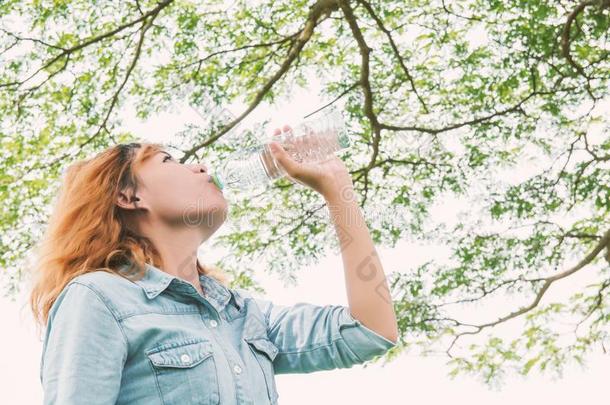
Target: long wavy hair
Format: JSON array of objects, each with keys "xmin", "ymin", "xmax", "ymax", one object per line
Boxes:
[{"xmin": 29, "ymin": 141, "xmax": 229, "ymax": 329}]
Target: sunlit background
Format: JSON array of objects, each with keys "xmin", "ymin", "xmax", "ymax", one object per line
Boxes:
[{"xmin": 1, "ymin": 73, "xmax": 608, "ymax": 404}]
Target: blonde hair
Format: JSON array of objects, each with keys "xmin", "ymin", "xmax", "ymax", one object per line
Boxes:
[{"xmin": 29, "ymin": 142, "xmax": 229, "ymax": 329}]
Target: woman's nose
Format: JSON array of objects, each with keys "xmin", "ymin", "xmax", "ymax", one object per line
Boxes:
[{"xmin": 193, "ymin": 163, "xmax": 207, "ymax": 173}]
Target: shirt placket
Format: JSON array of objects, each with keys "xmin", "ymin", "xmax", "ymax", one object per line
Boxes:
[{"xmin": 171, "ymin": 279, "xmax": 255, "ymax": 405}]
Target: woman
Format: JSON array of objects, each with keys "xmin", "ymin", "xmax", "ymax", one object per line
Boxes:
[{"xmin": 30, "ymin": 125, "xmax": 399, "ymax": 405}]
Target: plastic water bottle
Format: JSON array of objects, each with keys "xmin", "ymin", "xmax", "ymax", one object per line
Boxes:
[{"xmin": 210, "ymin": 106, "xmax": 350, "ymax": 192}]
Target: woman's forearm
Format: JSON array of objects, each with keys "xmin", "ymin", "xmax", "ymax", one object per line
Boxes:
[
  {"xmin": 324, "ymin": 192, "xmax": 399, "ymax": 344},
  {"xmin": 267, "ymin": 137, "xmax": 399, "ymax": 342}
]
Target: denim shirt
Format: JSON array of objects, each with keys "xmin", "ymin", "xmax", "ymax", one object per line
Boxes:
[{"xmin": 40, "ymin": 262, "xmax": 396, "ymax": 404}]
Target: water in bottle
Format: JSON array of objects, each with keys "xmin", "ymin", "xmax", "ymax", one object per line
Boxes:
[{"xmin": 210, "ymin": 106, "xmax": 350, "ymax": 193}]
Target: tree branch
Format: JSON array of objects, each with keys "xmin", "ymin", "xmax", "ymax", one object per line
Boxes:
[
  {"xmin": 31, "ymin": 4, "xmax": 164, "ymax": 172},
  {"xmin": 184, "ymin": 34, "xmax": 300, "ymax": 75},
  {"xmin": 252, "ymin": 203, "xmax": 327, "ymax": 263},
  {"xmin": 303, "ymin": 81, "xmax": 361, "ymax": 119},
  {"xmin": 338, "ymin": 0, "xmax": 383, "ymax": 206},
  {"xmin": 179, "ymin": 0, "xmax": 340, "ymax": 163},
  {"xmin": 357, "ymin": 0, "xmax": 429, "ymax": 113},
  {"xmin": 446, "ymin": 228, "xmax": 610, "ymax": 357},
  {"xmin": 560, "ymin": 0, "xmax": 610, "ymax": 100},
  {"xmin": 0, "ymin": 27, "xmax": 66, "ymax": 51},
  {"xmin": 575, "ymin": 278, "xmax": 610, "ymax": 333},
  {"xmin": 0, "ymin": 0, "xmax": 173, "ymax": 89}
]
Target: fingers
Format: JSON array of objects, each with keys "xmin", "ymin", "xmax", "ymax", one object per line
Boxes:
[
  {"xmin": 273, "ymin": 125, "xmax": 292, "ymax": 135},
  {"xmin": 269, "ymin": 141, "xmax": 302, "ymax": 182},
  {"xmin": 272, "ymin": 125, "xmax": 294, "ymax": 154}
]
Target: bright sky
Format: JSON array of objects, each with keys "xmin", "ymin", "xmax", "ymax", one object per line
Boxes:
[{"xmin": 1, "ymin": 72, "xmax": 608, "ymax": 404}]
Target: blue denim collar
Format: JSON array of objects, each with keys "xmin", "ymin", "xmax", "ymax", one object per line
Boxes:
[{"xmin": 120, "ymin": 262, "xmax": 239, "ymax": 312}]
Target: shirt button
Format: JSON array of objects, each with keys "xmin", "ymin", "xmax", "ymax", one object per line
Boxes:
[
  {"xmin": 233, "ymin": 365, "xmax": 242, "ymax": 374},
  {"xmin": 210, "ymin": 320, "xmax": 218, "ymax": 328},
  {"xmin": 180, "ymin": 354, "xmax": 191, "ymax": 364}
]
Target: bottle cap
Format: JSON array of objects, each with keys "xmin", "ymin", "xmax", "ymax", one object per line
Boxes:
[{"xmin": 211, "ymin": 174, "xmax": 224, "ymax": 190}]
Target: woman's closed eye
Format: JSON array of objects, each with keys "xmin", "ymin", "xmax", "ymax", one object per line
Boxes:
[{"xmin": 162, "ymin": 154, "xmax": 173, "ymax": 162}]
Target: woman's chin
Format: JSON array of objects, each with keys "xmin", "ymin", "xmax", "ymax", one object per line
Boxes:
[{"xmin": 208, "ymin": 203, "xmax": 229, "ymax": 225}]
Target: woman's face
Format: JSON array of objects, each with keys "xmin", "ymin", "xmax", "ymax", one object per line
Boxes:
[{"xmin": 127, "ymin": 149, "xmax": 228, "ymax": 235}]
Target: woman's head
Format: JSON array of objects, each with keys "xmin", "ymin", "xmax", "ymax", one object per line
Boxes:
[
  {"xmin": 114, "ymin": 142, "xmax": 228, "ymax": 237},
  {"xmin": 29, "ymin": 141, "xmax": 229, "ymax": 328}
]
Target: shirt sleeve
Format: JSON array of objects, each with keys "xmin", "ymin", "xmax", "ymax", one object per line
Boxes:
[
  {"xmin": 40, "ymin": 282, "xmax": 128, "ymax": 404},
  {"xmin": 241, "ymin": 290, "xmax": 397, "ymax": 374}
]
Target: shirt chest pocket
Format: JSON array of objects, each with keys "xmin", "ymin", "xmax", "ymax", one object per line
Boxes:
[
  {"xmin": 245, "ymin": 337, "xmax": 280, "ymax": 405},
  {"xmin": 146, "ymin": 338, "xmax": 220, "ymax": 405}
]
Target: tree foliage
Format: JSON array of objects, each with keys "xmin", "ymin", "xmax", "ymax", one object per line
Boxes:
[{"xmin": 1, "ymin": 0, "xmax": 609, "ymax": 386}]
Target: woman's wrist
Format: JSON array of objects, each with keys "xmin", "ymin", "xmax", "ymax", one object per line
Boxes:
[{"xmin": 323, "ymin": 181, "xmax": 357, "ymax": 206}]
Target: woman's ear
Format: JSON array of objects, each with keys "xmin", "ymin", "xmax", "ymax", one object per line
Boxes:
[{"xmin": 116, "ymin": 189, "xmax": 140, "ymax": 210}]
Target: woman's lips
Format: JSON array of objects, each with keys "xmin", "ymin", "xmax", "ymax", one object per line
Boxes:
[{"xmin": 208, "ymin": 174, "xmax": 223, "ymax": 192}]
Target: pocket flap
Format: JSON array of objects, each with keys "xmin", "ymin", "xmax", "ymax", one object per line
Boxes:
[
  {"xmin": 146, "ymin": 339, "xmax": 214, "ymax": 368},
  {"xmin": 245, "ymin": 337, "xmax": 279, "ymax": 361}
]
